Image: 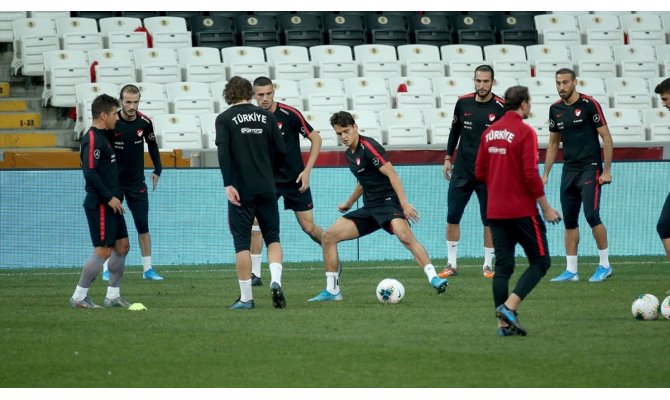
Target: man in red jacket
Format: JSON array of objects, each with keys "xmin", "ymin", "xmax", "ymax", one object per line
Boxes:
[{"xmin": 475, "ymin": 86, "xmax": 562, "ymax": 336}]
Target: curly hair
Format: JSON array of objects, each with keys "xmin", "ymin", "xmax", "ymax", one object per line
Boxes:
[{"xmin": 224, "ymin": 76, "xmax": 253, "ymax": 105}]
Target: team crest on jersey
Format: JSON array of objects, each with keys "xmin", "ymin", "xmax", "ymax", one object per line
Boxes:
[
  {"xmin": 137, "ymin": 129, "xmax": 143, "ymax": 137},
  {"xmin": 488, "ymin": 113, "xmax": 496, "ymax": 121},
  {"xmin": 277, "ymin": 122, "xmax": 283, "ymax": 130},
  {"xmin": 356, "ymin": 157, "xmax": 361, "ymax": 165},
  {"xmin": 575, "ymin": 108, "xmax": 582, "ymax": 117}
]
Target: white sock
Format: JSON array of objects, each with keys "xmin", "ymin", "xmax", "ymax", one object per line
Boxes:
[
  {"xmin": 239, "ymin": 279, "xmax": 253, "ymax": 302},
  {"xmin": 72, "ymin": 285, "xmax": 88, "ymax": 301},
  {"xmin": 447, "ymin": 240, "xmax": 459, "ymax": 268},
  {"xmin": 424, "ymin": 264, "xmax": 437, "ymax": 282},
  {"xmin": 251, "ymin": 254, "xmax": 262, "ymax": 277},
  {"xmin": 142, "ymin": 256, "xmax": 152, "ymax": 272},
  {"xmin": 106, "ymin": 286, "xmax": 120, "ymax": 300},
  {"xmin": 483, "ymin": 247, "xmax": 495, "ymax": 268},
  {"xmin": 269, "ymin": 262, "xmax": 282, "ymax": 286},
  {"xmin": 598, "ymin": 248, "xmax": 610, "ymax": 268},
  {"xmin": 566, "ymin": 255, "xmax": 578, "ymax": 273},
  {"xmin": 103, "ymin": 259, "xmax": 109, "ymax": 273},
  {"xmin": 326, "ymin": 271, "xmax": 340, "ymax": 294}
]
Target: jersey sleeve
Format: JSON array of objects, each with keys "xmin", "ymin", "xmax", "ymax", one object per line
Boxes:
[
  {"xmin": 587, "ymin": 98, "xmax": 607, "ymax": 128},
  {"xmin": 292, "ymin": 108, "xmax": 314, "ymax": 139},
  {"xmin": 143, "ymin": 118, "xmax": 162, "ymax": 176},
  {"xmin": 362, "ymin": 137, "xmax": 388, "ymax": 170},
  {"xmin": 521, "ymin": 126, "xmax": 545, "ymax": 199},
  {"xmin": 446, "ymin": 100, "xmax": 462, "ymax": 155},
  {"xmin": 548, "ymin": 105, "xmax": 559, "ymax": 133}
]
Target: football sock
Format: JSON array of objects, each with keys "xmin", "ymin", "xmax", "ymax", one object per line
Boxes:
[
  {"xmin": 484, "ymin": 247, "xmax": 495, "ymax": 267},
  {"xmin": 251, "ymin": 254, "xmax": 262, "ymax": 277},
  {"xmin": 102, "ymin": 258, "xmax": 109, "ymax": 273},
  {"xmin": 447, "ymin": 240, "xmax": 459, "ymax": 268},
  {"xmin": 326, "ymin": 271, "xmax": 340, "ymax": 294},
  {"xmin": 566, "ymin": 255, "xmax": 578, "ymax": 273},
  {"xmin": 269, "ymin": 262, "xmax": 282, "ymax": 286},
  {"xmin": 239, "ymin": 279, "xmax": 253, "ymax": 302},
  {"xmin": 106, "ymin": 286, "xmax": 120, "ymax": 300},
  {"xmin": 142, "ymin": 256, "xmax": 152, "ymax": 272},
  {"xmin": 72, "ymin": 285, "xmax": 88, "ymax": 301},
  {"xmin": 107, "ymin": 251, "xmax": 126, "ymax": 288},
  {"xmin": 598, "ymin": 248, "xmax": 610, "ymax": 268},
  {"xmin": 78, "ymin": 254, "xmax": 105, "ymax": 288},
  {"xmin": 424, "ymin": 264, "xmax": 438, "ymax": 282}
]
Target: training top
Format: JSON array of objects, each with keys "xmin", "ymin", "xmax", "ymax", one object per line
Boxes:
[
  {"xmin": 107, "ymin": 111, "xmax": 162, "ymax": 189},
  {"xmin": 446, "ymin": 93, "xmax": 506, "ymax": 180},
  {"xmin": 215, "ymin": 103, "xmax": 286, "ymax": 201},
  {"xmin": 475, "ymin": 111, "xmax": 545, "ymax": 219},
  {"xmin": 80, "ymin": 127, "xmax": 120, "ymax": 209},
  {"xmin": 548, "ymin": 93, "xmax": 607, "ymax": 171},
  {"xmin": 273, "ymin": 102, "xmax": 314, "ymax": 183},
  {"xmin": 345, "ymin": 135, "xmax": 397, "ymax": 207}
]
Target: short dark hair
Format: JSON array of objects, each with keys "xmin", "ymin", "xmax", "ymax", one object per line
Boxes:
[
  {"xmin": 330, "ymin": 111, "xmax": 356, "ymax": 127},
  {"xmin": 654, "ymin": 77, "xmax": 670, "ymax": 95},
  {"xmin": 91, "ymin": 94, "xmax": 119, "ymax": 120},
  {"xmin": 253, "ymin": 76, "xmax": 273, "ymax": 88},
  {"xmin": 504, "ymin": 85, "xmax": 530, "ymax": 111},
  {"xmin": 474, "ymin": 64, "xmax": 495, "ymax": 81},
  {"xmin": 555, "ymin": 68, "xmax": 576, "ymax": 80},
  {"xmin": 224, "ymin": 76, "xmax": 253, "ymax": 105},
  {"xmin": 119, "ymin": 84, "xmax": 140, "ymax": 100}
]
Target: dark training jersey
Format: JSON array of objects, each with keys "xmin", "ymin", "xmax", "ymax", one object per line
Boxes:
[
  {"xmin": 108, "ymin": 111, "xmax": 162, "ymax": 189},
  {"xmin": 215, "ymin": 103, "xmax": 286, "ymax": 201},
  {"xmin": 548, "ymin": 93, "xmax": 607, "ymax": 171},
  {"xmin": 273, "ymin": 102, "xmax": 314, "ymax": 184},
  {"xmin": 345, "ymin": 136, "xmax": 396, "ymax": 207},
  {"xmin": 446, "ymin": 93, "xmax": 506, "ymax": 180},
  {"xmin": 80, "ymin": 127, "xmax": 120, "ymax": 209}
]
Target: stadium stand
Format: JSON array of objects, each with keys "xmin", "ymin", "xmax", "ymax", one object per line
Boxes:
[
  {"xmin": 309, "ymin": 44, "xmax": 357, "ymax": 79},
  {"xmin": 189, "ymin": 15, "xmax": 236, "ymax": 49}
]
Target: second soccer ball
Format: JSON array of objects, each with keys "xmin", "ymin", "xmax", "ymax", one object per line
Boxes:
[{"xmin": 376, "ymin": 278, "xmax": 405, "ymax": 304}]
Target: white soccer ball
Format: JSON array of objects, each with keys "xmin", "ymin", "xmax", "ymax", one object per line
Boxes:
[
  {"xmin": 376, "ymin": 278, "xmax": 405, "ymax": 304},
  {"xmin": 631, "ymin": 294, "xmax": 659, "ymax": 321},
  {"xmin": 660, "ymin": 296, "xmax": 670, "ymax": 320}
]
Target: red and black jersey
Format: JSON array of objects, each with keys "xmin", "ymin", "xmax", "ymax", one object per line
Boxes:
[
  {"xmin": 108, "ymin": 111, "xmax": 162, "ymax": 189},
  {"xmin": 548, "ymin": 93, "xmax": 607, "ymax": 171},
  {"xmin": 273, "ymin": 102, "xmax": 314, "ymax": 183},
  {"xmin": 80, "ymin": 127, "xmax": 120, "ymax": 208},
  {"xmin": 446, "ymin": 93, "xmax": 506, "ymax": 180},
  {"xmin": 475, "ymin": 111, "xmax": 545, "ymax": 219},
  {"xmin": 345, "ymin": 136, "xmax": 396, "ymax": 207}
]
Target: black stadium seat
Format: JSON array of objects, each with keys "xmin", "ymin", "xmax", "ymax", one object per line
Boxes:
[
  {"xmin": 277, "ymin": 13, "xmax": 323, "ymax": 47},
  {"xmin": 366, "ymin": 13, "xmax": 410, "ymax": 47},
  {"xmin": 409, "ymin": 13, "xmax": 453, "ymax": 47},
  {"xmin": 191, "ymin": 15, "xmax": 236, "ymax": 49},
  {"xmin": 452, "ymin": 14, "xmax": 496, "ymax": 47},
  {"xmin": 324, "ymin": 13, "xmax": 367, "ymax": 47},
  {"xmin": 235, "ymin": 14, "xmax": 280, "ymax": 49},
  {"xmin": 495, "ymin": 13, "xmax": 538, "ymax": 46}
]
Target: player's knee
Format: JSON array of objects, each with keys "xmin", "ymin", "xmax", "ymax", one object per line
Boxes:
[
  {"xmin": 530, "ymin": 255, "xmax": 551, "ymax": 274},
  {"xmin": 234, "ymin": 239, "xmax": 251, "ymax": 253},
  {"xmin": 322, "ymin": 228, "xmax": 340, "ymax": 246},
  {"xmin": 446, "ymin": 213, "xmax": 462, "ymax": 225},
  {"xmin": 584, "ymin": 212, "xmax": 602, "ymax": 228},
  {"xmin": 98, "ymin": 247, "xmax": 113, "ymax": 260},
  {"xmin": 115, "ymin": 240, "xmax": 130, "ymax": 256},
  {"xmin": 657, "ymin": 221, "xmax": 670, "ymax": 239}
]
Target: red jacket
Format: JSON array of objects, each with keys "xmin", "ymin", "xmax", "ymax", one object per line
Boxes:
[{"xmin": 475, "ymin": 110, "xmax": 545, "ymax": 219}]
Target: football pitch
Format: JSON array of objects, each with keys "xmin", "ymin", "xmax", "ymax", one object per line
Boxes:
[{"xmin": 1, "ymin": 256, "xmax": 668, "ymax": 388}]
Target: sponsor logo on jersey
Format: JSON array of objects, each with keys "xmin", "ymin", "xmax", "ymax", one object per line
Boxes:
[
  {"xmin": 549, "ymin": 119, "xmax": 555, "ymax": 128},
  {"xmin": 464, "ymin": 112, "xmax": 472, "ymax": 117},
  {"xmin": 356, "ymin": 157, "xmax": 361, "ymax": 165},
  {"xmin": 372, "ymin": 157, "xmax": 380, "ymax": 166},
  {"xmin": 556, "ymin": 112, "xmax": 565, "ymax": 118},
  {"xmin": 593, "ymin": 114, "xmax": 600, "ymax": 123},
  {"xmin": 241, "ymin": 127, "xmax": 263, "ymax": 134},
  {"xmin": 575, "ymin": 108, "xmax": 582, "ymax": 117},
  {"xmin": 137, "ymin": 129, "xmax": 143, "ymax": 137},
  {"xmin": 94, "ymin": 149, "xmax": 101, "ymax": 159},
  {"xmin": 488, "ymin": 113, "xmax": 496, "ymax": 121}
]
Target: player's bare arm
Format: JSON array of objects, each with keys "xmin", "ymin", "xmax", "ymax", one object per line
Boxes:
[
  {"xmin": 378, "ymin": 162, "xmax": 420, "ymax": 223},
  {"xmin": 297, "ymin": 130, "xmax": 322, "ymax": 192},
  {"xmin": 542, "ymin": 132, "xmax": 561, "ymax": 185},
  {"xmin": 597, "ymin": 125, "xmax": 613, "ymax": 185},
  {"xmin": 339, "ymin": 182, "xmax": 363, "ymax": 212}
]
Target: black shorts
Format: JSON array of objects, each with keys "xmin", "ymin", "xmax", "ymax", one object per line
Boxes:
[
  {"xmin": 657, "ymin": 192, "xmax": 670, "ymax": 240},
  {"xmin": 447, "ymin": 174, "xmax": 488, "ymax": 226},
  {"xmin": 229, "ymin": 192, "xmax": 281, "ymax": 252},
  {"xmin": 560, "ymin": 169, "xmax": 603, "ymax": 229},
  {"xmin": 343, "ymin": 198, "xmax": 405, "ymax": 237},
  {"xmin": 489, "ymin": 215, "xmax": 550, "ymax": 275},
  {"xmin": 85, "ymin": 204, "xmax": 128, "ymax": 247},
  {"xmin": 121, "ymin": 184, "xmax": 149, "ymax": 234},
  {"xmin": 276, "ymin": 181, "xmax": 314, "ymax": 212}
]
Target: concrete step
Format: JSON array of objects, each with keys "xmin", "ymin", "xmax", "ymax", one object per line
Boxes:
[
  {"xmin": 0, "ymin": 82, "xmax": 8, "ymax": 97},
  {"xmin": 0, "ymin": 131, "xmax": 58, "ymax": 148},
  {"xmin": 0, "ymin": 98, "xmax": 27, "ymax": 112},
  {"xmin": 0, "ymin": 111, "xmax": 41, "ymax": 129}
]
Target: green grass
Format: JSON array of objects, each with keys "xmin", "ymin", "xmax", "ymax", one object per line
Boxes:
[{"xmin": 1, "ymin": 256, "xmax": 669, "ymax": 388}]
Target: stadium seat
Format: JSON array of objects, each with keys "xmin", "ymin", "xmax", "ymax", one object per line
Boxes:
[
  {"xmin": 452, "ymin": 14, "xmax": 496, "ymax": 47},
  {"xmin": 347, "ymin": 109, "xmax": 384, "ymax": 144},
  {"xmin": 344, "ymin": 76, "xmax": 391, "ymax": 111},
  {"xmin": 165, "ymin": 81, "xmax": 215, "ymax": 115},
  {"xmin": 119, "ymin": 11, "xmax": 160, "ymax": 19},
  {"xmin": 495, "ymin": 13, "xmax": 538, "ymax": 47},
  {"xmin": 602, "ymin": 108, "xmax": 645, "ymax": 142},
  {"xmin": 198, "ymin": 112, "xmax": 220, "ymax": 149},
  {"xmin": 432, "ymin": 76, "xmax": 475, "ymax": 109},
  {"xmin": 235, "ymin": 15, "xmax": 280, "ymax": 49},
  {"xmin": 388, "ymin": 76, "xmax": 436, "ymax": 109},
  {"xmin": 29, "ymin": 11, "xmax": 70, "ymax": 19},
  {"xmin": 642, "ymin": 108, "xmax": 670, "ymax": 141},
  {"xmin": 422, "ymin": 108, "xmax": 452, "ymax": 145},
  {"xmin": 526, "ymin": 118, "xmax": 551, "ymax": 146},
  {"xmin": 143, "ymin": 16, "xmax": 192, "ymax": 49},
  {"xmin": 353, "ymin": 44, "xmax": 401, "ymax": 79},
  {"xmin": 164, "ymin": 11, "xmax": 203, "ymax": 27},
  {"xmin": 221, "ymin": 46, "xmax": 269, "ymax": 82},
  {"xmin": 606, "ymin": 77, "xmax": 653, "ymax": 110},
  {"xmin": 11, "ymin": 18, "xmax": 60, "ymax": 76},
  {"xmin": 366, "ymin": 13, "xmax": 410, "ymax": 47},
  {"xmin": 379, "ymin": 109, "xmax": 428, "ymax": 146},
  {"xmin": 55, "ymin": 17, "xmax": 102, "ymax": 51},
  {"xmin": 177, "ymin": 47, "xmax": 226, "ymax": 83},
  {"xmin": 133, "ymin": 48, "xmax": 181, "ymax": 84},
  {"xmin": 87, "ymin": 49, "xmax": 136, "ymax": 84},
  {"xmin": 210, "ymin": 81, "xmax": 228, "ymax": 112},
  {"xmin": 41, "ymin": 49, "xmax": 90, "ymax": 107},
  {"xmin": 99, "ymin": 17, "xmax": 147, "ymax": 50},
  {"xmin": 519, "ymin": 76, "xmax": 558, "ymax": 107},
  {"xmin": 268, "ymin": 79, "xmax": 302, "ymax": 110},
  {"xmin": 301, "ymin": 111, "xmax": 339, "ymax": 148},
  {"xmin": 74, "ymin": 82, "xmax": 119, "ymax": 137},
  {"xmin": 440, "ymin": 44, "xmax": 484, "ymax": 77},
  {"xmin": 397, "ymin": 44, "xmax": 444, "ymax": 78},
  {"xmin": 265, "ymin": 45, "xmax": 314, "ymax": 80},
  {"xmin": 132, "ymin": 81, "xmax": 170, "ymax": 118},
  {"xmin": 408, "ymin": 14, "xmax": 452, "ymax": 47},
  {"xmin": 660, "ymin": 13, "xmax": 670, "ymax": 43},
  {"xmin": 483, "ymin": 44, "xmax": 532, "ymax": 79},
  {"xmin": 534, "ymin": 14, "xmax": 581, "ymax": 46},
  {"xmin": 153, "ymin": 114, "xmax": 204, "ymax": 150},
  {"xmin": 189, "ymin": 16, "xmax": 236, "ymax": 49},
  {"xmin": 525, "ymin": 44, "xmax": 574, "ymax": 77},
  {"xmin": 0, "ymin": 11, "xmax": 26, "ymax": 43},
  {"xmin": 654, "ymin": 44, "xmax": 670, "ymax": 76},
  {"xmin": 71, "ymin": 11, "xmax": 117, "ymax": 20},
  {"xmin": 612, "ymin": 44, "xmax": 658, "ymax": 78},
  {"xmin": 577, "ymin": 14, "xmax": 624, "ymax": 46},
  {"xmin": 576, "ymin": 76, "xmax": 609, "ymax": 106},
  {"xmin": 491, "ymin": 77, "xmax": 519, "ymax": 95},
  {"xmin": 620, "ymin": 14, "xmax": 666, "ymax": 46},
  {"xmin": 570, "ymin": 45, "xmax": 617, "ymax": 78},
  {"xmin": 277, "ymin": 13, "xmax": 323, "ymax": 47},
  {"xmin": 323, "ymin": 13, "xmax": 366, "ymax": 47},
  {"xmin": 299, "ymin": 78, "xmax": 347, "ymax": 112},
  {"xmin": 309, "ymin": 45, "xmax": 357, "ymax": 79}
]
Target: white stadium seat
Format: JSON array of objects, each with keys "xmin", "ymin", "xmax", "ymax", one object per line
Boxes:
[
  {"xmin": 153, "ymin": 114, "xmax": 204, "ymax": 150},
  {"xmin": 133, "ymin": 48, "xmax": 181, "ymax": 84},
  {"xmin": 642, "ymin": 108, "xmax": 670, "ymax": 141},
  {"xmin": 388, "ymin": 76, "xmax": 436, "ymax": 109},
  {"xmin": 484, "ymin": 44, "xmax": 531, "ymax": 79},
  {"xmin": 302, "ymin": 111, "xmax": 338, "ymax": 148},
  {"xmin": 165, "ymin": 81, "xmax": 215, "ymax": 115},
  {"xmin": 422, "ymin": 108, "xmax": 452, "ymax": 145},
  {"xmin": 87, "ymin": 48, "xmax": 136, "ymax": 84},
  {"xmin": 0, "ymin": 11, "xmax": 27, "ymax": 43},
  {"xmin": 612, "ymin": 44, "xmax": 659, "ymax": 78},
  {"xmin": 299, "ymin": 78, "xmax": 347, "ymax": 113},
  {"xmin": 55, "ymin": 17, "xmax": 102, "ymax": 51},
  {"xmin": 379, "ymin": 109, "xmax": 427, "ymax": 146},
  {"xmin": 534, "ymin": 14, "xmax": 581, "ymax": 46},
  {"xmin": 577, "ymin": 14, "xmax": 624, "ymax": 46},
  {"xmin": 525, "ymin": 44, "xmax": 574, "ymax": 77},
  {"xmin": 348, "ymin": 109, "xmax": 384, "ymax": 144},
  {"xmin": 344, "ymin": 76, "xmax": 391, "ymax": 111},
  {"xmin": 11, "ymin": 18, "xmax": 60, "ymax": 76},
  {"xmin": 440, "ymin": 44, "xmax": 483, "ymax": 77},
  {"xmin": 603, "ymin": 108, "xmax": 645, "ymax": 142},
  {"xmin": 354, "ymin": 44, "xmax": 402, "ymax": 79},
  {"xmin": 99, "ymin": 17, "xmax": 147, "ymax": 50},
  {"xmin": 221, "ymin": 46, "xmax": 269, "ymax": 82},
  {"xmin": 397, "ymin": 44, "xmax": 444, "ymax": 78},
  {"xmin": 41, "ymin": 49, "xmax": 89, "ymax": 107},
  {"xmin": 309, "ymin": 45, "xmax": 357, "ymax": 79},
  {"xmin": 432, "ymin": 76, "xmax": 473, "ymax": 109},
  {"xmin": 177, "ymin": 47, "xmax": 226, "ymax": 83},
  {"xmin": 143, "ymin": 16, "xmax": 192, "ymax": 49},
  {"xmin": 570, "ymin": 45, "xmax": 617, "ymax": 78},
  {"xmin": 74, "ymin": 82, "xmax": 119, "ymax": 138},
  {"xmin": 265, "ymin": 45, "xmax": 314, "ymax": 81}
]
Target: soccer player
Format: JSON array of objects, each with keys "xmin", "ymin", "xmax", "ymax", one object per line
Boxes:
[
  {"xmin": 475, "ymin": 86, "xmax": 562, "ymax": 336},
  {"xmin": 70, "ymin": 94, "xmax": 133, "ymax": 309},
  {"xmin": 543, "ymin": 68, "xmax": 614, "ymax": 283},
  {"xmin": 441, "ymin": 65, "xmax": 506, "ymax": 279},
  {"xmin": 248, "ymin": 76, "xmax": 324, "ymax": 287},
  {"xmin": 102, "ymin": 84, "xmax": 164, "ymax": 281},
  {"xmin": 653, "ymin": 78, "xmax": 670, "ymax": 271},
  {"xmin": 215, "ymin": 76, "xmax": 287, "ymax": 309},
  {"xmin": 307, "ymin": 111, "xmax": 448, "ymax": 302}
]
